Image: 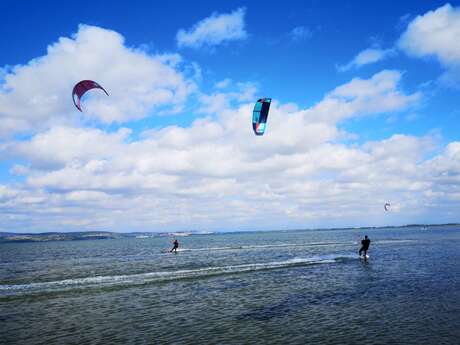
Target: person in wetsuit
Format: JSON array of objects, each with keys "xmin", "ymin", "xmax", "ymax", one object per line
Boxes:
[
  {"xmin": 170, "ymin": 239, "xmax": 179, "ymax": 253},
  {"xmin": 359, "ymin": 235, "xmax": 371, "ymax": 257}
]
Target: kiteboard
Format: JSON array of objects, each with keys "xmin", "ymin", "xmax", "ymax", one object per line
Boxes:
[
  {"xmin": 360, "ymin": 254, "xmax": 370, "ymax": 260},
  {"xmin": 161, "ymin": 249, "xmax": 178, "ymax": 254}
]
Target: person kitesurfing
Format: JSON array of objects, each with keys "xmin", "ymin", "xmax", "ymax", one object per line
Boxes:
[
  {"xmin": 359, "ymin": 235, "xmax": 371, "ymax": 258},
  {"xmin": 170, "ymin": 239, "xmax": 179, "ymax": 253}
]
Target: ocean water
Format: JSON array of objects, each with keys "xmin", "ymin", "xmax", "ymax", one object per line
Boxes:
[{"xmin": 1, "ymin": 226, "xmax": 459, "ymax": 345}]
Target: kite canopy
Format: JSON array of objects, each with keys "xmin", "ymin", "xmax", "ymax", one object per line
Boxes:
[
  {"xmin": 384, "ymin": 203, "xmax": 391, "ymax": 211},
  {"xmin": 252, "ymin": 98, "xmax": 271, "ymax": 136},
  {"xmin": 72, "ymin": 80, "xmax": 109, "ymax": 112}
]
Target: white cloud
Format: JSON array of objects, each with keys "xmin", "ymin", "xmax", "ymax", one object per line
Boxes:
[
  {"xmin": 307, "ymin": 70, "xmax": 420, "ymax": 123},
  {"xmin": 0, "ymin": 21, "xmax": 453, "ymax": 232},
  {"xmin": 4, "ymin": 69, "xmax": 451, "ymax": 233},
  {"xmin": 8, "ymin": 126, "xmax": 131, "ymax": 169},
  {"xmin": 289, "ymin": 26, "xmax": 312, "ymax": 42},
  {"xmin": 338, "ymin": 48, "xmax": 396, "ymax": 71},
  {"xmin": 176, "ymin": 8, "xmax": 247, "ymax": 49},
  {"xmin": 398, "ymin": 4, "xmax": 460, "ymax": 85},
  {"xmin": 197, "ymin": 81, "xmax": 257, "ymax": 114},
  {"xmin": 0, "ymin": 25, "xmax": 196, "ymax": 137},
  {"xmin": 215, "ymin": 78, "xmax": 232, "ymax": 89}
]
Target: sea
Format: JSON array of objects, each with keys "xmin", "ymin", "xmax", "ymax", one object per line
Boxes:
[{"xmin": 1, "ymin": 225, "xmax": 459, "ymax": 345}]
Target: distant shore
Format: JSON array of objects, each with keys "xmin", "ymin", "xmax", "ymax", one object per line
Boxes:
[
  {"xmin": 1, "ymin": 224, "xmax": 458, "ymax": 244},
  {"xmin": 0, "ymin": 231, "xmax": 208, "ymax": 243}
]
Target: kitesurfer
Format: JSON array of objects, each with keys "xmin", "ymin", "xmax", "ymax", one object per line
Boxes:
[
  {"xmin": 170, "ymin": 239, "xmax": 179, "ymax": 253},
  {"xmin": 359, "ymin": 235, "xmax": 371, "ymax": 257}
]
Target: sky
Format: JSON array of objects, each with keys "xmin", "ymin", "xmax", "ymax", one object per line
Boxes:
[{"xmin": 1, "ymin": 0, "xmax": 460, "ymax": 233}]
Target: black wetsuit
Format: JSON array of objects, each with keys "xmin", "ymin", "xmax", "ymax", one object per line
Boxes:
[
  {"xmin": 171, "ymin": 240, "xmax": 179, "ymax": 253},
  {"xmin": 359, "ymin": 238, "xmax": 371, "ymax": 256}
]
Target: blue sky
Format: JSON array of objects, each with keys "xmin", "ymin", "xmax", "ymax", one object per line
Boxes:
[{"xmin": 1, "ymin": 1, "xmax": 460, "ymax": 232}]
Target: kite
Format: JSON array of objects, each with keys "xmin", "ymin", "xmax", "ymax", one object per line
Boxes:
[
  {"xmin": 72, "ymin": 80, "xmax": 109, "ymax": 112},
  {"xmin": 252, "ymin": 98, "xmax": 271, "ymax": 136}
]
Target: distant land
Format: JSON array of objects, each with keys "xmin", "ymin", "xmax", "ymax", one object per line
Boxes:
[
  {"xmin": 0, "ymin": 230, "xmax": 213, "ymax": 243},
  {"xmin": 0, "ymin": 224, "xmax": 458, "ymax": 244}
]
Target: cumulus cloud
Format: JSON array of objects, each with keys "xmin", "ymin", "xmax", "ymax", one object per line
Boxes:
[
  {"xmin": 0, "ymin": 25, "xmax": 196, "ymax": 137},
  {"xmin": 176, "ymin": 8, "xmax": 247, "ymax": 48},
  {"xmin": 0, "ymin": 23, "xmax": 456, "ymax": 232},
  {"xmin": 197, "ymin": 81, "xmax": 257, "ymax": 114},
  {"xmin": 338, "ymin": 47, "xmax": 396, "ymax": 72},
  {"xmin": 3, "ymin": 68, "xmax": 448, "ymax": 233},
  {"xmin": 307, "ymin": 70, "xmax": 420, "ymax": 123},
  {"xmin": 398, "ymin": 4, "xmax": 460, "ymax": 85}
]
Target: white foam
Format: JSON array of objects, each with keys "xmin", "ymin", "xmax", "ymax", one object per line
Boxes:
[
  {"xmin": 172, "ymin": 241, "xmax": 353, "ymax": 253},
  {"xmin": 0, "ymin": 253, "xmax": 355, "ymax": 296}
]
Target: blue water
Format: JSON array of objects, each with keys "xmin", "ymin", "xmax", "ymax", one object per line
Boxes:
[{"xmin": 1, "ymin": 226, "xmax": 459, "ymax": 344}]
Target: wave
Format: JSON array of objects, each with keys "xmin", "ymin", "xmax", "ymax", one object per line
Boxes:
[
  {"xmin": 170, "ymin": 239, "xmax": 416, "ymax": 253},
  {"xmin": 0, "ymin": 254, "xmax": 358, "ymax": 298},
  {"xmin": 173, "ymin": 241, "xmax": 354, "ymax": 253},
  {"xmin": 375, "ymin": 239, "xmax": 418, "ymax": 244}
]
